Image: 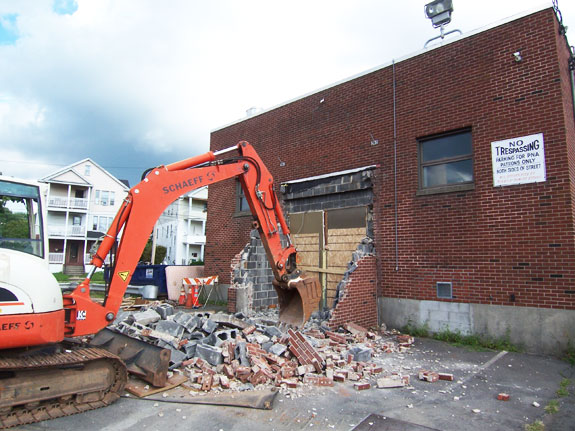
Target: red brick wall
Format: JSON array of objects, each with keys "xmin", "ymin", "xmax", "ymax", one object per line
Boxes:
[
  {"xmin": 328, "ymin": 256, "xmax": 378, "ymax": 329},
  {"xmin": 207, "ymin": 8, "xmax": 575, "ymax": 311}
]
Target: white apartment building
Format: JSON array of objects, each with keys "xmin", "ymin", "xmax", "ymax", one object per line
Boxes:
[
  {"xmin": 156, "ymin": 186, "xmax": 207, "ymax": 265},
  {"xmin": 40, "ymin": 159, "xmax": 129, "ymax": 274}
]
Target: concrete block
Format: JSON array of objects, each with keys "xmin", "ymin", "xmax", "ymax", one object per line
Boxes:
[
  {"xmin": 254, "ymin": 334, "xmax": 270, "ymax": 345},
  {"xmin": 234, "ymin": 342, "xmax": 250, "ymax": 366},
  {"xmin": 196, "ymin": 344, "xmax": 223, "ymax": 366},
  {"xmin": 167, "ymin": 346, "xmax": 187, "ymax": 366},
  {"xmin": 264, "ymin": 325, "xmax": 284, "ymax": 338},
  {"xmin": 269, "ymin": 343, "xmax": 287, "ymax": 357},
  {"xmin": 184, "ymin": 341, "xmax": 197, "ymax": 357},
  {"xmin": 202, "ymin": 318, "xmax": 218, "ymax": 334},
  {"xmin": 155, "ymin": 320, "xmax": 185, "ymax": 339},
  {"xmin": 347, "ymin": 345, "xmax": 372, "ymax": 363},
  {"xmin": 173, "ymin": 312, "xmax": 199, "ymax": 332},
  {"xmin": 111, "ymin": 310, "xmax": 133, "ymax": 327},
  {"xmin": 152, "ymin": 303, "xmax": 175, "ymax": 320},
  {"xmin": 132, "ymin": 309, "xmax": 161, "ymax": 326},
  {"xmin": 377, "ymin": 376, "xmax": 406, "ymax": 388}
]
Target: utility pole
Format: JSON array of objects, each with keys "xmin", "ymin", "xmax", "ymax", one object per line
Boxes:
[{"xmin": 150, "ymin": 223, "xmax": 158, "ymax": 264}]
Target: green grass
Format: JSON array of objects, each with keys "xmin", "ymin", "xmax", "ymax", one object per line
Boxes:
[
  {"xmin": 556, "ymin": 379, "xmax": 570, "ymax": 397},
  {"xmin": 52, "ymin": 272, "xmax": 70, "ymax": 282},
  {"xmin": 401, "ymin": 320, "xmax": 430, "ymax": 338},
  {"xmin": 544, "ymin": 399, "xmax": 559, "ymax": 414},
  {"xmin": 401, "ymin": 323, "xmax": 520, "ymax": 352},
  {"xmin": 525, "ymin": 420, "xmax": 545, "ymax": 431},
  {"xmin": 91, "ymin": 271, "xmax": 105, "ymax": 282}
]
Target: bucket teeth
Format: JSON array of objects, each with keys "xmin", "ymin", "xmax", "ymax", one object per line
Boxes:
[{"xmin": 274, "ymin": 275, "xmax": 321, "ymax": 327}]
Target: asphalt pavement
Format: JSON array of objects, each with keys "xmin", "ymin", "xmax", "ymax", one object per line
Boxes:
[{"xmin": 17, "ymin": 338, "xmax": 574, "ymax": 431}]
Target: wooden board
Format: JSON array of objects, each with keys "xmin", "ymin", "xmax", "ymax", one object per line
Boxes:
[
  {"xmin": 125, "ymin": 374, "xmax": 188, "ymax": 397},
  {"xmin": 326, "ymin": 228, "xmax": 366, "ymax": 306}
]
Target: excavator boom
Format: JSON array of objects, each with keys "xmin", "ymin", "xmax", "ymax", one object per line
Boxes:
[{"xmin": 64, "ymin": 141, "xmax": 321, "ymax": 339}]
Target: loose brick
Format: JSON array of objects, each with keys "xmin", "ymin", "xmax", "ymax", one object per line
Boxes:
[
  {"xmin": 201, "ymin": 373, "xmax": 213, "ymax": 391},
  {"xmin": 333, "ymin": 373, "xmax": 346, "ymax": 382},
  {"xmin": 354, "ymin": 382, "xmax": 371, "ymax": 391},
  {"xmin": 242, "ymin": 325, "xmax": 256, "ymax": 336},
  {"xmin": 497, "ymin": 393, "xmax": 510, "ymax": 401},
  {"xmin": 438, "ymin": 373, "xmax": 454, "ymax": 381},
  {"xmin": 303, "ymin": 374, "xmax": 334, "ymax": 387}
]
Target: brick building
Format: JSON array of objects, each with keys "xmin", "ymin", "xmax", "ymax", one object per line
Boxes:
[{"xmin": 206, "ymin": 6, "xmax": 575, "ymax": 354}]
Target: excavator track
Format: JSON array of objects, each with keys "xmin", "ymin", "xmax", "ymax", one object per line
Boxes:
[{"xmin": 0, "ymin": 346, "xmax": 127, "ymax": 429}]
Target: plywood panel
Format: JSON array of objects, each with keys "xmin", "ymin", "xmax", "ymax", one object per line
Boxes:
[{"xmin": 293, "ymin": 233, "xmax": 320, "ymax": 268}]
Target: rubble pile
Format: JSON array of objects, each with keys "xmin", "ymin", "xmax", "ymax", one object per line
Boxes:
[{"xmin": 109, "ymin": 303, "xmax": 417, "ymax": 394}]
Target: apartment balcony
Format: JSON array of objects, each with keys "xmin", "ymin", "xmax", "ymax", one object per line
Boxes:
[
  {"xmin": 49, "ymin": 253, "xmax": 65, "ymax": 264},
  {"xmin": 47, "ymin": 225, "xmax": 87, "ymax": 238},
  {"xmin": 49, "ymin": 253, "xmax": 110, "ymax": 265},
  {"xmin": 47, "ymin": 196, "xmax": 89, "ymax": 211},
  {"xmin": 184, "ymin": 234, "xmax": 206, "ymax": 245},
  {"xmin": 180, "ymin": 208, "xmax": 207, "ymax": 220},
  {"xmin": 84, "ymin": 253, "xmax": 110, "ymax": 265}
]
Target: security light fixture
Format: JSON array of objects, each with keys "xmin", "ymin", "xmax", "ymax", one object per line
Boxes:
[
  {"xmin": 425, "ymin": 0, "xmax": 453, "ymax": 28},
  {"xmin": 423, "ymin": 0, "xmax": 461, "ymax": 48}
]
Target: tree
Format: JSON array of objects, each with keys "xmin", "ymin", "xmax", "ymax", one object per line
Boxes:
[
  {"xmin": 140, "ymin": 239, "xmax": 167, "ymax": 264},
  {"xmin": 0, "ymin": 198, "xmax": 29, "ymax": 239}
]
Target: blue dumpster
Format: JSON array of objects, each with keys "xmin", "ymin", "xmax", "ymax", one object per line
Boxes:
[{"xmin": 104, "ymin": 264, "xmax": 168, "ymax": 296}]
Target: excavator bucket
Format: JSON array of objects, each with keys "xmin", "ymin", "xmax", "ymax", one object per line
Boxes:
[
  {"xmin": 90, "ymin": 328, "xmax": 171, "ymax": 387},
  {"xmin": 274, "ymin": 275, "xmax": 322, "ymax": 327}
]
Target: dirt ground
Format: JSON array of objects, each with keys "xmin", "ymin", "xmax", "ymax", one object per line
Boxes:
[{"xmin": 16, "ymin": 337, "xmax": 575, "ymax": 431}]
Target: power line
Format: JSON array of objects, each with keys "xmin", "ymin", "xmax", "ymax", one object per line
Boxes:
[{"xmin": 0, "ymin": 158, "xmax": 149, "ymax": 170}]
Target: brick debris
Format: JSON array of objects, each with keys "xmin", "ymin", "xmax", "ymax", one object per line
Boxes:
[{"xmin": 107, "ymin": 303, "xmax": 434, "ymax": 395}]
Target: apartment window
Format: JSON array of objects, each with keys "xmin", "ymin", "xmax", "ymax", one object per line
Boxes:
[
  {"xmin": 84, "ymin": 164, "xmax": 91, "ymax": 176},
  {"xmin": 418, "ymin": 129, "xmax": 473, "ymax": 194},
  {"xmin": 236, "ymin": 181, "xmax": 250, "ymax": 215},
  {"xmin": 95, "ymin": 190, "xmax": 116, "ymax": 206},
  {"xmin": 92, "ymin": 216, "xmax": 113, "ymax": 232},
  {"xmin": 72, "ymin": 216, "xmax": 82, "ymax": 226}
]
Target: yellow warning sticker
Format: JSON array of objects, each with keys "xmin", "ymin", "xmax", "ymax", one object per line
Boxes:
[{"xmin": 118, "ymin": 271, "xmax": 130, "ymax": 281}]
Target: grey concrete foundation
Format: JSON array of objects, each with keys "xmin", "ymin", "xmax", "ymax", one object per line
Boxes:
[{"xmin": 379, "ymin": 297, "xmax": 575, "ymax": 355}]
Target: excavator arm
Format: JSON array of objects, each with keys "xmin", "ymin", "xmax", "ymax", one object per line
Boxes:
[{"xmin": 63, "ymin": 141, "xmax": 320, "ymax": 338}]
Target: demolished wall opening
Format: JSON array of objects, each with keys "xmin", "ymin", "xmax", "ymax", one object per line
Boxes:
[{"xmin": 228, "ymin": 167, "xmax": 378, "ymax": 328}]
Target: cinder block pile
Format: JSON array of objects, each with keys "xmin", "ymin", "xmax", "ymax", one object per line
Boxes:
[{"xmin": 109, "ymin": 304, "xmax": 416, "ymax": 393}]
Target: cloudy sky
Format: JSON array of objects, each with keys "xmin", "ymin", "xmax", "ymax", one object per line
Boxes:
[{"xmin": 0, "ymin": 0, "xmax": 573, "ymax": 186}]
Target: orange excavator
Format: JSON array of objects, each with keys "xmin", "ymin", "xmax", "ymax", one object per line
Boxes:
[{"xmin": 0, "ymin": 141, "xmax": 321, "ymax": 427}]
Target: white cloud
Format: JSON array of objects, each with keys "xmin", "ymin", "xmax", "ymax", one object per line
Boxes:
[{"xmin": 0, "ymin": 0, "xmax": 572, "ymax": 185}]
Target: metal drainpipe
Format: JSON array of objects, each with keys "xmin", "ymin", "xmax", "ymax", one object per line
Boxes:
[
  {"xmin": 393, "ymin": 60, "xmax": 399, "ymax": 272},
  {"xmin": 570, "ymin": 57, "xmax": 575, "ymax": 128}
]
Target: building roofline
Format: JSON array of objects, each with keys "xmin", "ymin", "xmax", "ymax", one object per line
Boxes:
[
  {"xmin": 39, "ymin": 157, "xmax": 130, "ymax": 191},
  {"xmin": 212, "ymin": 3, "xmax": 552, "ymax": 133},
  {"xmin": 283, "ymin": 165, "xmax": 378, "ymax": 185}
]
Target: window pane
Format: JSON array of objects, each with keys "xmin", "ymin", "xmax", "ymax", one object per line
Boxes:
[
  {"xmin": 421, "ymin": 132, "xmax": 472, "ymax": 162},
  {"xmin": 423, "ymin": 159, "xmax": 473, "ymax": 187}
]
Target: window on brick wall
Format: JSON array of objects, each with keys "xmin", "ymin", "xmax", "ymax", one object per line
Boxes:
[
  {"xmin": 437, "ymin": 282, "xmax": 453, "ymax": 299},
  {"xmin": 418, "ymin": 129, "xmax": 473, "ymax": 195},
  {"xmin": 235, "ymin": 181, "xmax": 250, "ymax": 215}
]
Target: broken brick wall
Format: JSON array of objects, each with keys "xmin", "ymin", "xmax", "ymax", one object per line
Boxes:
[
  {"xmin": 225, "ymin": 169, "xmax": 377, "ymax": 317},
  {"xmin": 329, "ymin": 253, "xmax": 378, "ymax": 329},
  {"xmin": 228, "ymin": 230, "xmax": 281, "ymax": 313}
]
